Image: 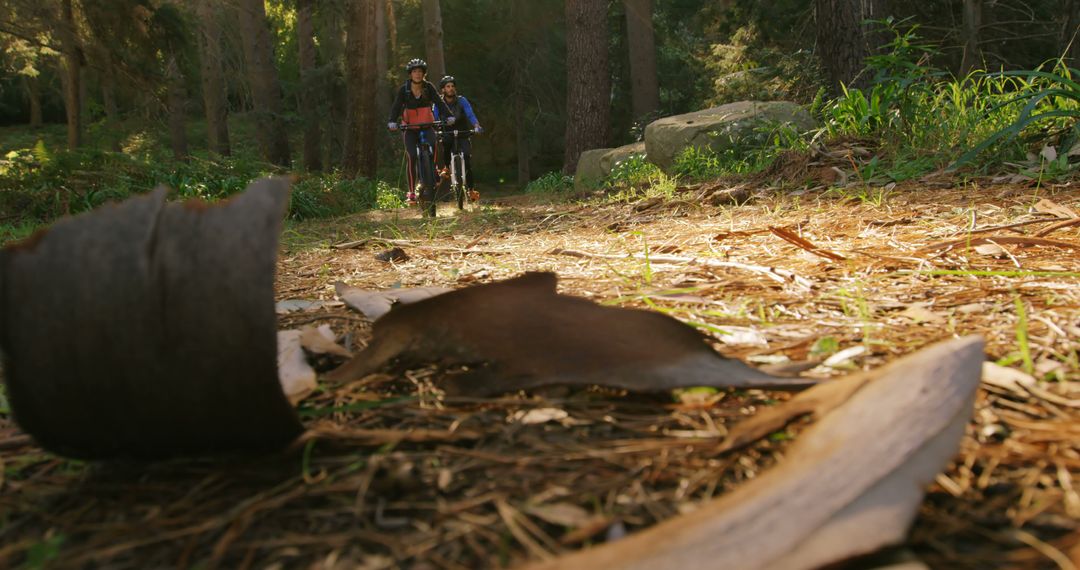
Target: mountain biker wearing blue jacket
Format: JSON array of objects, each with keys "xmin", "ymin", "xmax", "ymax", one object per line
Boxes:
[
  {"xmin": 387, "ymin": 59, "xmax": 455, "ymax": 205},
  {"xmin": 434, "ymin": 75, "xmax": 483, "ymax": 199}
]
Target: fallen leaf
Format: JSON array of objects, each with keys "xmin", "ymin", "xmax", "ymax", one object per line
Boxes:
[
  {"xmin": 982, "ymin": 361, "xmax": 1036, "ymax": 394},
  {"xmin": 512, "ymin": 408, "xmax": 570, "ymax": 425},
  {"xmin": 822, "ymin": 345, "xmax": 867, "ymax": 368},
  {"xmin": 1034, "ymin": 198, "xmax": 1078, "ymax": 219},
  {"xmin": 1040, "ymin": 145, "xmax": 1058, "ymax": 163},
  {"xmin": 898, "ymin": 304, "xmax": 945, "ymax": 324},
  {"xmin": 275, "ymin": 299, "xmax": 335, "ymax": 314},
  {"xmin": 335, "ymin": 282, "xmax": 451, "ymax": 320},
  {"xmin": 326, "ymin": 273, "xmax": 817, "ymax": 396},
  {"xmin": 278, "ymin": 330, "xmax": 318, "ymax": 405},
  {"xmin": 299, "ymin": 325, "xmax": 352, "ymax": 358},
  {"xmin": 522, "ymin": 336, "xmax": 985, "ymax": 570},
  {"xmin": 0, "ymin": 178, "xmax": 303, "ymax": 459},
  {"xmin": 974, "ymin": 243, "xmax": 1008, "ymax": 258},
  {"xmin": 374, "ymin": 247, "xmax": 409, "ymax": 263}
]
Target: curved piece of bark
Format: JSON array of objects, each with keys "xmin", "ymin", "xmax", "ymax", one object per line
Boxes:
[
  {"xmin": 522, "ymin": 336, "xmax": 985, "ymax": 570},
  {"xmin": 327, "ymin": 272, "xmax": 816, "ymax": 395},
  {"xmin": 0, "ymin": 178, "xmax": 303, "ymax": 459}
]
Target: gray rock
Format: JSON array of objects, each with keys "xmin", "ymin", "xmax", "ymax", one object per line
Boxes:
[
  {"xmin": 600, "ymin": 141, "xmax": 648, "ymax": 175},
  {"xmin": 573, "ymin": 147, "xmax": 613, "ymax": 191},
  {"xmin": 644, "ymin": 101, "xmax": 816, "ymax": 172}
]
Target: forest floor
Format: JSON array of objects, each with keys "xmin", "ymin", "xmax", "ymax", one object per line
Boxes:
[{"xmin": 1, "ymin": 176, "xmax": 1079, "ymax": 569}]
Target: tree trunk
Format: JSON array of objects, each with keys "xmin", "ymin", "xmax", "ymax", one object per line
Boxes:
[
  {"xmin": 375, "ymin": 0, "xmax": 391, "ymax": 123},
  {"xmin": 815, "ymin": 0, "xmax": 883, "ymax": 92},
  {"xmin": 196, "ymin": 0, "xmax": 231, "ymax": 157},
  {"xmin": 342, "ymin": 0, "xmax": 378, "ymax": 179},
  {"xmin": 623, "ymin": 0, "xmax": 660, "ymax": 121},
  {"xmin": 298, "ymin": 0, "xmax": 322, "ymax": 171},
  {"xmin": 386, "ymin": 0, "xmax": 398, "ymax": 63},
  {"xmin": 24, "ymin": 75, "xmax": 43, "ymax": 129},
  {"xmin": 563, "ymin": 0, "xmax": 611, "ymax": 175},
  {"xmin": 100, "ymin": 57, "xmax": 121, "ymax": 151},
  {"xmin": 1062, "ymin": 0, "xmax": 1080, "ymax": 70},
  {"xmin": 59, "ymin": 0, "xmax": 82, "ymax": 149},
  {"xmin": 514, "ymin": 75, "xmax": 530, "ymax": 187},
  {"xmin": 421, "ymin": 0, "xmax": 446, "ymax": 78},
  {"xmin": 166, "ymin": 56, "xmax": 190, "ymax": 161},
  {"xmin": 237, "ymin": 0, "xmax": 291, "ymax": 166},
  {"xmin": 960, "ymin": 0, "xmax": 983, "ymax": 75}
]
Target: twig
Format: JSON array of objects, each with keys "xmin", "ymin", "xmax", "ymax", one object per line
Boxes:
[
  {"xmin": 768, "ymin": 226, "xmax": 847, "ymax": 262},
  {"xmin": 549, "ymin": 248, "xmax": 815, "ymax": 291},
  {"xmin": 918, "ymin": 235, "xmax": 1080, "ymax": 253}
]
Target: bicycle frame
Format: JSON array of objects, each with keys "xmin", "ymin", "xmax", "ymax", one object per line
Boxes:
[{"xmin": 395, "ymin": 121, "xmax": 444, "ymax": 217}]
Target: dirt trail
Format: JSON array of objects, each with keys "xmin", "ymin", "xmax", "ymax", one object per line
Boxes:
[{"xmin": 2, "ymin": 182, "xmax": 1078, "ymax": 568}]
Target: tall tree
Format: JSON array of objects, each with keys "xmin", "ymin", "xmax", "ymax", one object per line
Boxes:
[
  {"xmin": 623, "ymin": 0, "xmax": 660, "ymax": 120},
  {"xmin": 59, "ymin": 0, "xmax": 82, "ymax": 149},
  {"xmin": 195, "ymin": 0, "xmax": 230, "ymax": 156},
  {"xmin": 297, "ymin": 0, "xmax": 322, "ymax": 171},
  {"xmin": 237, "ymin": 0, "xmax": 291, "ymax": 166},
  {"xmin": 563, "ymin": 0, "xmax": 610, "ymax": 174},
  {"xmin": 23, "ymin": 74, "xmax": 43, "ymax": 128},
  {"xmin": 960, "ymin": 0, "xmax": 983, "ymax": 75},
  {"xmin": 375, "ymin": 0, "xmax": 390, "ymax": 124},
  {"xmin": 421, "ymin": 0, "xmax": 445, "ymax": 78},
  {"xmin": 814, "ymin": 0, "xmax": 888, "ymax": 92},
  {"xmin": 342, "ymin": 0, "xmax": 377, "ymax": 179},
  {"xmin": 1062, "ymin": 0, "xmax": 1080, "ymax": 69},
  {"xmin": 165, "ymin": 54, "xmax": 189, "ymax": 160}
]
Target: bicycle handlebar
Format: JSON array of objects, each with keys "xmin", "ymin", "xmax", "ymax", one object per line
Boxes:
[{"xmin": 391, "ymin": 121, "xmax": 446, "ymax": 131}]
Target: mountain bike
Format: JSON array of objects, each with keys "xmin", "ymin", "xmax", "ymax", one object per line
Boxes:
[
  {"xmin": 393, "ymin": 121, "xmax": 444, "ymax": 218},
  {"xmin": 438, "ymin": 127, "xmax": 480, "ymax": 210}
]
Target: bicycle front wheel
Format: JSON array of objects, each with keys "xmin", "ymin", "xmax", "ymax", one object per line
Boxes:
[
  {"xmin": 418, "ymin": 145, "xmax": 437, "ymax": 217},
  {"xmin": 454, "ymin": 155, "xmax": 466, "ymax": 210}
]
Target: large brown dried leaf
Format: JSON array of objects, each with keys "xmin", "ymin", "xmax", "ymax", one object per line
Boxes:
[
  {"xmin": 523, "ymin": 336, "xmax": 984, "ymax": 570},
  {"xmin": 0, "ymin": 178, "xmax": 303, "ymax": 459},
  {"xmin": 335, "ymin": 282, "xmax": 451, "ymax": 320},
  {"xmin": 327, "ymin": 272, "xmax": 816, "ymax": 396}
]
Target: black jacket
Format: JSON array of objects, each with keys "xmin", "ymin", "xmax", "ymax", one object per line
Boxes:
[{"xmin": 388, "ymin": 80, "xmax": 453, "ymax": 123}]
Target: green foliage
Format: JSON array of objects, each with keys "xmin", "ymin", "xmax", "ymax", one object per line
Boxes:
[
  {"xmin": 290, "ymin": 174, "xmax": 404, "ymax": 220},
  {"xmin": 524, "ymin": 171, "xmax": 574, "ymax": 194},
  {"xmin": 703, "ymin": 24, "xmax": 823, "ymax": 105},
  {"xmin": 814, "ymin": 21, "xmax": 1080, "ymax": 177},
  {"xmin": 605, "ymin": 154, "xmax": 661, "ymax": 187}
]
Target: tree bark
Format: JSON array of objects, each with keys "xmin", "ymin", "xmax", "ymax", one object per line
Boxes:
[
  {"xmin": 815, "ymin": 0, "xmax": 885, "ymax": 92},
  {"xmin": 196, "ymin": 0, "xmax": 231, "ymax": 157},
  {"xmin": 59, "ymin": 0, "xmax": 82, "ymax": 149},
  {"xmin": 421, "ymin": 0, "xmax": 446, "ymax": 78},
  {"xmin": 515, "ymin": 73, "xmax": 530, "ymax": 187},
  {"xmin": 961, "ymin": 0, "xmax": 983, "ymax": 75},
  {"xmin": 24, "ymin": 74, "xmax": 43, "ymax": 129},
  {"xmin": 623, "ymin": 0, "xmax": 660, "ymax": 120},
  {"xmin": 1062, "ymin": 0, "xmax": 1080, "ymax": 70},
  {"xmin": 237, "ymin": 0, "xmax": 291, "ymax": 166},
  {"xmin": 342, "ymin": 0, "xmax": 378, "ymax": 179},
  {"xmin": 386, "ymin": 0, "xmax": 398, "ymax": 63},
  {"xmin": 375, "ymin": 0, "xmax": 391, "ymax": 123},
  {"xmin": 563, "ymin": 0, "xmax": 611, "ymax": 175},
  {"xmin": 298, "ymin": 0, "xmax": 322, "ymax": 171},
  {"xmin": 100, "ymin": 55, "xmax": 122, "ymax": 151},
  {"xmin": 166, "ymin": 55, "xmax": 190, "ymax": 161}
]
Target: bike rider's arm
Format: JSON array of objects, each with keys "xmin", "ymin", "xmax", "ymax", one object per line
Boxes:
[
  {"xmin": 459, "ymin": 96, "xmax": 480, "ymax": 128},
  {"xmin": 388, "ymin": 84, "xmax": 406, "ymax": 123}
]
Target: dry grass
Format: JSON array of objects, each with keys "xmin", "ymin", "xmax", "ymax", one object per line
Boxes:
[{"xmin": 1, "ymin": 178, "xmax": 1079, "ymax": 569}]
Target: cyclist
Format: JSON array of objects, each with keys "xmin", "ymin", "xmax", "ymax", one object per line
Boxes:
[
  {"xmin": 387, "ymin": 58, "xmax": 455, "ymax": 209},
  {"xmin": 435, "ymin": 75, "xmax": 483, "ymax": 202}
]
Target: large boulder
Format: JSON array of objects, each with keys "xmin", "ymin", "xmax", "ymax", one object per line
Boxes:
[
  {"xmin": 600, "ymin": 141, "xmax": 647, "ymax": 174},
  {"xmin": 644, "ymin": 101, "xmax": 816, "ymax": 172},
  {"xmin": 573, "ymin": 148, "xmax": 612, "ymax": 191}
]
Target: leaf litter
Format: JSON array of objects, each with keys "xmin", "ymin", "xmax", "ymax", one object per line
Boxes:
[{"xmin": 0, "ymin": 179, "xmax": 1079, "ymax": 568}]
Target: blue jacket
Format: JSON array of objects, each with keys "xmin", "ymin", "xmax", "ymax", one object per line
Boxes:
[{"xmin": 434, "ymin": 96, "xmax": 480, "ymax": 129}]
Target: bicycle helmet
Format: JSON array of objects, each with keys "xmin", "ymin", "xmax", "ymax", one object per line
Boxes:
[
  {"xmin": 439, "ymin": 75, "xmax": 456, "ymax": 88},
  {"xmin": 405, "ymin": 58, "xmax": 427, "ymax": 73}
]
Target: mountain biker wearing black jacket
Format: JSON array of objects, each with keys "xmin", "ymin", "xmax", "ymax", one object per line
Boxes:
[
  {"xmin": 387, "ymin": 58, "xmax": 455, "ymax": 204},
  {"xmin": 434, "ymin": 75, "xmax": 483, "ymax": 199}
]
